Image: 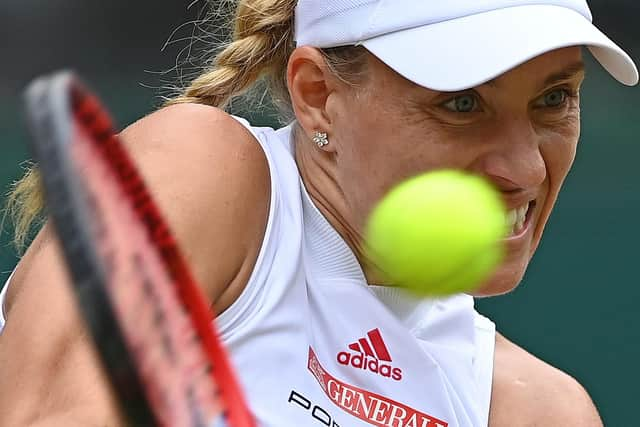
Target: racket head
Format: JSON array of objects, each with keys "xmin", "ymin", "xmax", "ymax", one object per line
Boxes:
[
  {"xmin": 24, "ymin": 73, "xmax": 159, "ymax": 425},
  {"xmin": 23, "ymin": 72, "xmax": 254, "ymax": 427}
]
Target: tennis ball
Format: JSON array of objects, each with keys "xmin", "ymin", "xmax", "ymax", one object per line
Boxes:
[{"xmin": 365, "ymin": 170, "xmax": 507, "ymax": 296}]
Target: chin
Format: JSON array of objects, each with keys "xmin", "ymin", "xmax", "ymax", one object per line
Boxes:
[
  {"xmin": 471, "ymin": 226, "xmax": 542, "ymax": 297},
  {"xmin": 471, "ymin": 259, "xmax": 530, "ymax": 297}
]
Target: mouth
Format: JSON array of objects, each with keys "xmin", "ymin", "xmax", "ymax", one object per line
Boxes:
[{"xmin": 504, "ymin": 200, "xmax": 536, "ymax": 240}]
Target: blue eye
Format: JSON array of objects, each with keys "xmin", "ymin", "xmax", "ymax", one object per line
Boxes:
[
  {"xmin": 442, "ymin": 94, "xmax": 480, "ymax": 113},
  {"xmin": 538, "ymin": 88, "xmax": 569, "ymax": 108},
  {"xmin": 545, "ymin": 89, "xmax": 567, "ymax": 107}
]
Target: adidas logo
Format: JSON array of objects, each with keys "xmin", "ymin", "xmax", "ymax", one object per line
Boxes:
[{"xmin": 337, "ymin": 328, "xmax": 403, "ymax": 381}]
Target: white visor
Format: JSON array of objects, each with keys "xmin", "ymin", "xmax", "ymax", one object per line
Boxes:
[{"xmin": 360, "ymin": 5, "xmax": 638, "ymax": 91}]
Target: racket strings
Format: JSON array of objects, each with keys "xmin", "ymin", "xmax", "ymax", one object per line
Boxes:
[
  {"xmin": 72, "ymin": 88, "xmax": 198, "ymax": 310},
  {"xmin": 68, "ymin": 82, "xmax": 252, "ymax": 426}
]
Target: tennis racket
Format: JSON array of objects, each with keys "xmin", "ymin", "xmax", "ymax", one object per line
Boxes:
[{"xmin": 23, "ymin": 71, "xmax": 255, "ymax": 427}]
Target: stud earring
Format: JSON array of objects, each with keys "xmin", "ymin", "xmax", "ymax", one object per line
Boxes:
[{"xmin": 313, "ymin": 131, "xmax": 329, "ymax": 148}]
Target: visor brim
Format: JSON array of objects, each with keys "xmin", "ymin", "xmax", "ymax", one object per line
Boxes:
[{"xmin": 361, "ymin": 5, "xmax": 638, "ymax": 91}]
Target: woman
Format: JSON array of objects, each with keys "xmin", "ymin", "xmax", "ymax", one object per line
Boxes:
[{"xmin": 0, "ymin": 0, "xmax": 637, "ymax": 426}]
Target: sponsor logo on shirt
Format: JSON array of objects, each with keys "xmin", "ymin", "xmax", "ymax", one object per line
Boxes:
[
  {"xmin": 288, "ymin": 390, "xmax": 342, "ymax": 426},
  {"xmin": 337, "ymin": 328, "xmax": 403, "ymax": 381},
  {"xmin": 309, "ymin": 347, "xmax": 448, "ymax": 427}
]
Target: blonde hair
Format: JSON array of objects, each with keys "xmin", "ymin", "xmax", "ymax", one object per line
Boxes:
[{"xmin": 5, "ymin": 0, "xmax": 369, "ymax": 251}]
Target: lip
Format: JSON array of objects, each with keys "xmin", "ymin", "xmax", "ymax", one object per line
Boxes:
[{"xmin": 504, "ymin": 201, "xmax": 536, "ymax": 242}]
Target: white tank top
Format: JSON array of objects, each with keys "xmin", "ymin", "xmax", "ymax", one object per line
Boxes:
[{"xmin": 0, "ymin": 117, "xmax": 496, "ymax": 427}]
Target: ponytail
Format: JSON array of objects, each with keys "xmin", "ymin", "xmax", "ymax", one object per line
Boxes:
[
  {"xmin": 6, "ymin": 0, "xmax": 368, "ymax": 250},
  {"xmin": 168, "ymin": 0, "xmax": 297, "ymax": 118}
]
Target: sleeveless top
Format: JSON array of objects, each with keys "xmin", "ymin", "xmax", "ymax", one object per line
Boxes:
[{"xmin": 0, "ymin": 117, "xmax": 496, "ymax": 427}]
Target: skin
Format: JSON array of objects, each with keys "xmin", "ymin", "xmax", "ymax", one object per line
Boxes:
[{"xmin": 0, "ymin": 47, "xmax": 603, "ymax": 426}]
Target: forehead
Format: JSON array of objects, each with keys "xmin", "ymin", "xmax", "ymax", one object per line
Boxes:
[{"xmin": 485, "ymin": 47, "xmax": 584, "ymax": 88}]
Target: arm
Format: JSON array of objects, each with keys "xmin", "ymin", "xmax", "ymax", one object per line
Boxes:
[
  {"xmin": 490, "ymin": 332, "xmax": 603, "ymax": 427},
  {"xmin": 0, "ymin": 104, "xmax": 270, "ymax": 426}
]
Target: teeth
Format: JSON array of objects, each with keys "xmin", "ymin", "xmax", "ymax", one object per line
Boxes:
[{"xmin": 505, "ymin": 203, "xmax": 530, "ymax": 236}]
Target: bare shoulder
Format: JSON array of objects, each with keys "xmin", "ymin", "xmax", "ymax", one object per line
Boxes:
[
  {"xmin": 121, "ymin": 103, "xmax": 257, "ymax": 152},
  {"xmin": 120, "ymin": 103, "xmax": 267, "ymax": 180},
  {"xmin": 489, "ymin": 332, "xmax": 603, "ymax": 427},
  {"xmin": 120, "ymin": 103, "xmax": 271, "ymax": 312},
  {"xmin": 7, "ymin": 103, "xmax": 270, "ymax": 317}
]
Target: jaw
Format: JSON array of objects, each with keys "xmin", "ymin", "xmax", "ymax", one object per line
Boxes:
[
  {"xmin": 473, "ymin": 255, "xmax": 530, "ymax": 297},
  {"xmin": 474, "ymin": 205, "xmax": 545, "ymax": 297},
  {"xmin": 475, "ymin": 176, "xmax": 563, "ymax": 297}
]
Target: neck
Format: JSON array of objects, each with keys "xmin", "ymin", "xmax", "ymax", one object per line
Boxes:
[{"xmin": 293, "ymin": 126, "xmax": 386, "ymax": 285}]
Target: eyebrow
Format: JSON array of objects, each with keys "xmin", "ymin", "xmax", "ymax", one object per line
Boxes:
[
  {"xmin": 542, "ymin": 61, "xmax": 586, "ymax": 87},
  {"xmin": 484, "ymin": 60, "xmax": 586, "ymax": 88}
]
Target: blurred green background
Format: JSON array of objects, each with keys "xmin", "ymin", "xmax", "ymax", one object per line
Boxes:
[{"xmin": 1, "ymin": 1, "xmax": 638, "ymax": 425}]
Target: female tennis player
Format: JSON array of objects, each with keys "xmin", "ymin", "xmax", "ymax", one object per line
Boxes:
[{"xmin": 0, "ymin": 1, "xmax": 637, "ymax": 426}]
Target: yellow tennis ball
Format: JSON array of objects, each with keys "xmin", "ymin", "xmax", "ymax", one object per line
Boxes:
[{"xmin": 365, "ymin": 170, "xmax": 507, "ymax": 296}]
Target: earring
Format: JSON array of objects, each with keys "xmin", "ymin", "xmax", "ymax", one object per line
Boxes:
[{"xmin": 313, "ymin": 131, "xmax": 329, "ymax": 148}]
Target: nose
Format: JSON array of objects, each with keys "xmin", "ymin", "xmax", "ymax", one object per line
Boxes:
[{"xmin": 471, "ymin": 122, "xmax": 547, "ymax": 193}]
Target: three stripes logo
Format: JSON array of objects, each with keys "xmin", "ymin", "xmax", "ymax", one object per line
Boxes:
[{"xmin": 337, "ymin": 328, "xmax": 403, "ymax": 381}]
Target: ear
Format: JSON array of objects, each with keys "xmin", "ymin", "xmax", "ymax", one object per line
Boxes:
[{"xmin": 287, "ymin": 46, "xmax": 339, "ymax": 151}]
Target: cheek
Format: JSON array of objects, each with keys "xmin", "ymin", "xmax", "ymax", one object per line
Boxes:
[
  {"xmin": 534, "ymin": 126, "xmax": 580, "ymax": 243},
  {"xmin": 542, "ymin": 124, "xmax": 580, "ymax": 196},
  {"xmin": 333, "ymin": 126, "xmax": 405, "ymax": 228},
  {"xmin": 333, "ymin": 119, "xmax": 445, "ymax": 231}
]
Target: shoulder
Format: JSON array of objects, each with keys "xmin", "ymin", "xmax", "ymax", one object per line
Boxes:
[
  {"xmin": 120, "ymin": 104, "xmax": 271, "ymax": 313},
  {"xmin": 489, "ymin": 332, "xmax": 603, "ymax": 427},
  {"xmin": 119, "ymin": 104, "xmax": 270, "ymax": 217},
  {"xmin": 7, "ymin": 104, "xmax": 271, "ymax": 316},
  {"xmin": 121, "ymin": 103, "xmax": 267, "ymax": 172}
]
